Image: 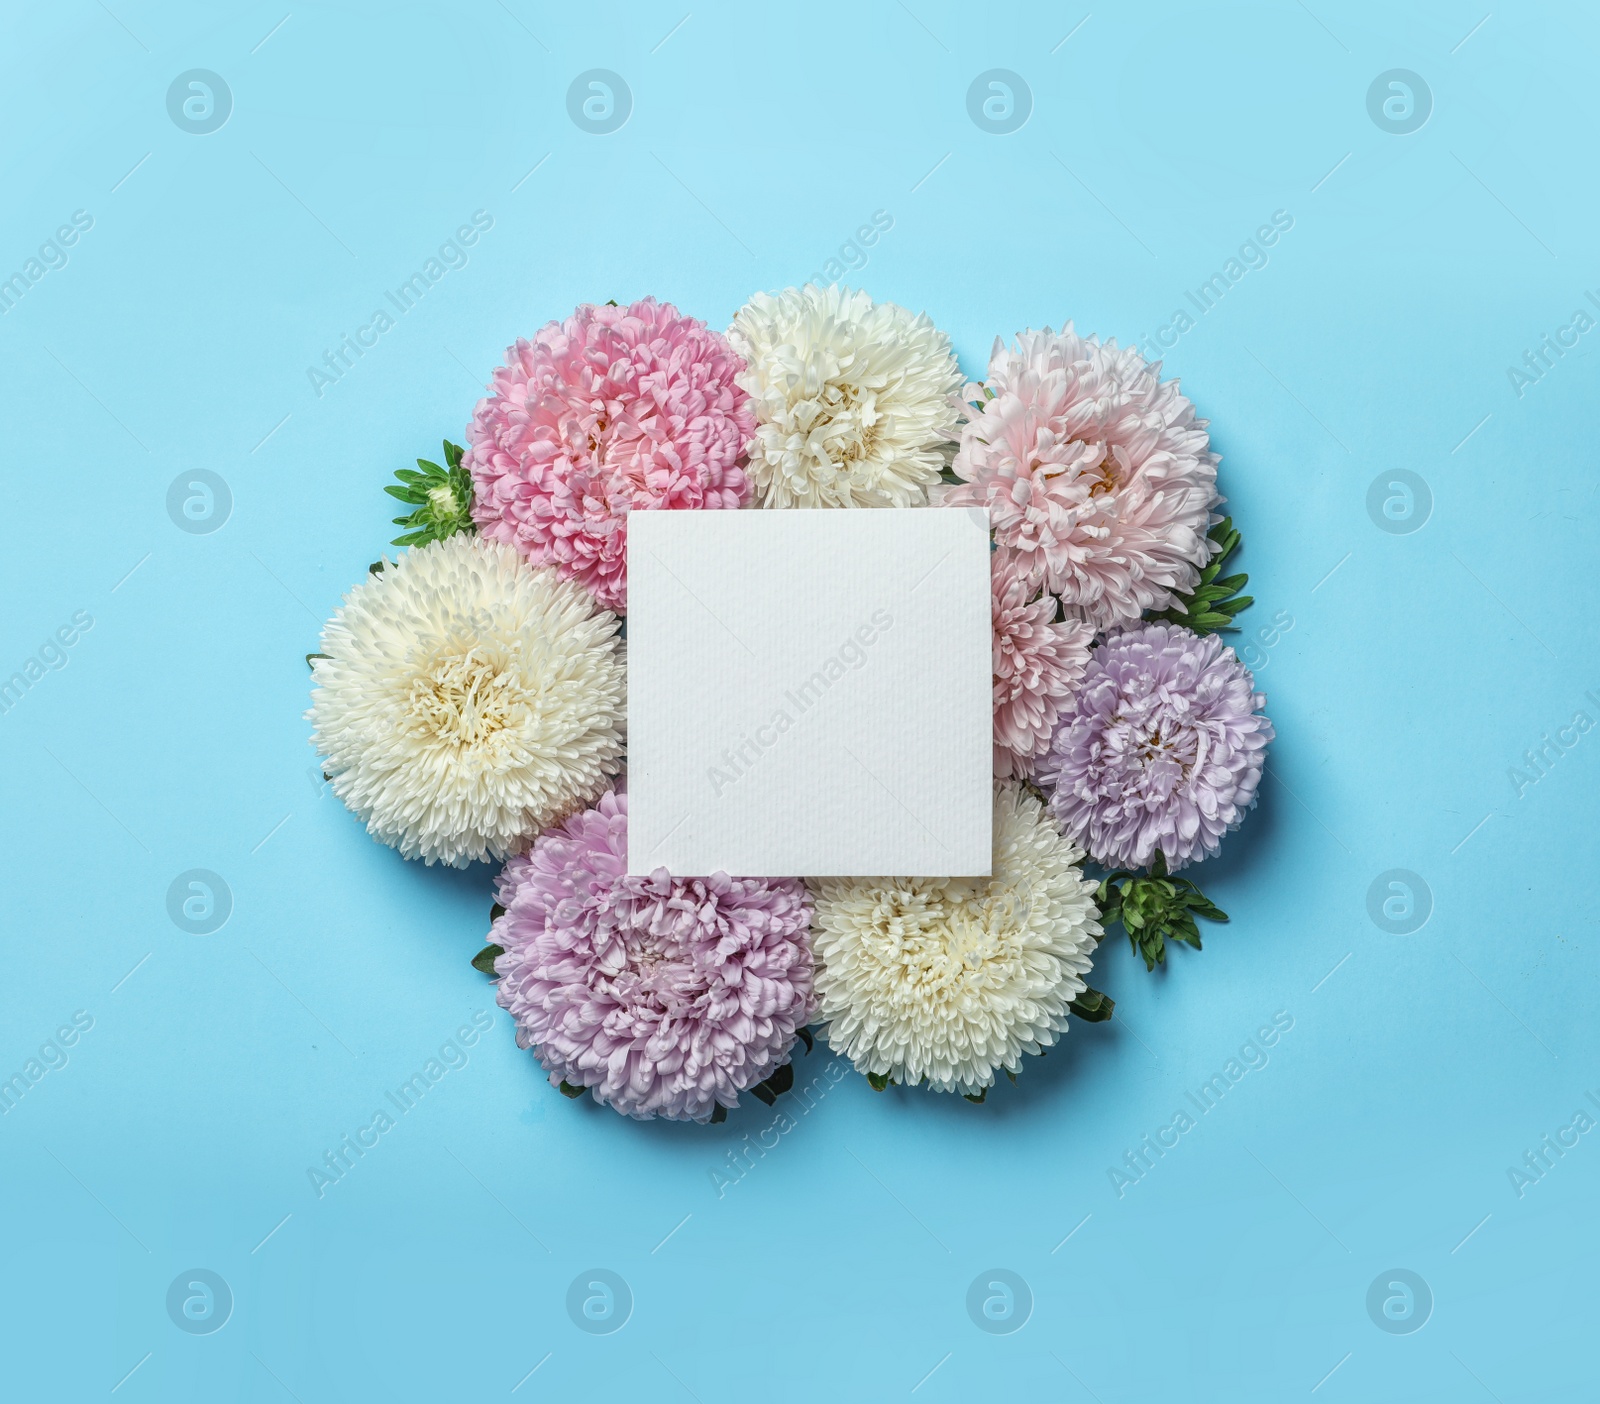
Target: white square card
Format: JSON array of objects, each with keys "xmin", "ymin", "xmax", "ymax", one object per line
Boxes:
[{"xmin": 626, "ymin": 507, "xmax": 992, "ymax": 877}]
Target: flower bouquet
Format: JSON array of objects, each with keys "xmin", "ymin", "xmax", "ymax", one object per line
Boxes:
[{"xmin": 308, "ymin": 286, "xmax": 1273, "ymax": 1121}]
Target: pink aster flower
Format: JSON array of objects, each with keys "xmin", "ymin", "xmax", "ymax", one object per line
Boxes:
[
  {"xmin": 1038, "ymin": 623, "xmax": 1273, "ymax": 871},
  {"xmin": 490, "ymin": 789, "xmax": 814, "ymax": 1122},
  {"xmin": 465, "ymin": 299, "xmax": 754, "ymax": 613},
  {"xmin": 943, "ymin": 326, "xmax": 1219, "ymax": 631},
  {"xmin": 991, "ymin": 553, "xmax": 1093, "ymax": 779}
]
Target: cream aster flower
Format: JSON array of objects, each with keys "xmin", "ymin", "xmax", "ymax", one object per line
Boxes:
[
  {"xmin": 727, "ymin": 284, "xmax": 964, "ymax": 508},
  {"xmin": 810, "ymin": 782, "xmax": 1102, "ymax": 1095},
  {"xmin": 307, "ymin": 534, "xmax": 624, "ymax": 867}
]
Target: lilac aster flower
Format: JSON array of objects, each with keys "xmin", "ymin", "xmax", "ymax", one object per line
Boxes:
[
  {"xmin": 490, "ymin": 789, "xmax": 814, "ymax": 1122},
  {"xmin": 1038, "ymin": 623, "xmax": 1272, "ymax": 871}
]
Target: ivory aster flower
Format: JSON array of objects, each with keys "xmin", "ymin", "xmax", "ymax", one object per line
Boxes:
[
  {"xmin": 943, "ymin": 326, "xmax": 1219, "ymax": 630},
  {"xmin": 308, "ymin": 535, "xmax": 625, "ymax": 867},
  {"xmin": 464, "ymin": 299, "xmax": 753, "ymax": 612},
  {"xmin": 728, "ymin": 284, "xmax": 963, "ymax": 508},
  {"xmin": 1039, "ymin": 622, "xmax": 1272, "ymax": 871},
  {"xmin": 991, "ymin": 552, "xmax": 1094, "ymax": 779},
  {"xmin": 810, "ymin": 783, "xmax": 1102, "ymax": 1096},
  {"xmin": 491, "ymin": 790, "xmax": 814, "ymax": 1122}
]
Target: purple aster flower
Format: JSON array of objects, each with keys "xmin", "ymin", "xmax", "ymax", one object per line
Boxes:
[
  {"xmin": 1038, "ymin": 623, "xmax": 1272, "ymax": 871},
  {"xmin": 490, "ymin": 789, "xmax": 814, "ymax": 1122}
]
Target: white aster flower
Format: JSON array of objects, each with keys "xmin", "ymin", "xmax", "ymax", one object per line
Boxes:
[
  {"xmin": 727, "ymin": 284, "xmax": 964, "ymax": 508},
  {"xmin": 307, "ymin": 534, "xmax": 625, "ymax": 867},
  {"xmin": 810, "ymin": 782, "xmax": 1102, "ymax": 1095}
]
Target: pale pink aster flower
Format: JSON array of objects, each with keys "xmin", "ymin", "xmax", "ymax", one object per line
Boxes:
[
  {"xmin": 990, "ymin": 552, "xmax": 1093, "ymax": 779},
  {"xmin": 465, "ymin": 299, "xmax": 754, "ymax": 613},
  {"xmin": 943, "ymin": 326, "xmax": 1219, "ymax": 631}
]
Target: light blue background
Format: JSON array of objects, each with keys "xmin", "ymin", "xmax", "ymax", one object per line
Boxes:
[{"xmin": 3, "ymin": 2, "xmax": 1596, "ymax": 1400}]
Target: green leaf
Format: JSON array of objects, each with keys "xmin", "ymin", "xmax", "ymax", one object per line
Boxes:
[
  {"xmin": 795, "ymin": 1026, "xmax": 814, "ymax": 1054},
  {"xmin": 963, "ymin": 1088, "xmax": 987, "ymax": 1104},
  {"xmin": 867, "ymin": 1072, "xmax": 891, "ymax": 1092},
  {"xmin": 1069, "ymin": 987, "xmax": 1115, "ymax": 1022},
  {"xmin": 708, "ymin": 1102, "xmax": 728, "ymax": 1123},
  {"xmin": 1093, "ymin": 861, "xmax": 1229, "ymax": 970},
  {"xmin": 471, "ymin": 943, "xmax": 504, "ymax": 975},
  {"xmin": 558, "ymin": 1080, "xmax": 587, "ymax": 1099},
  {"xmin": 368, "ymin": 560, "xmax": 386, "ymax": 574},
  {"xmin": 748, "ymin": 1062, "xmax": 796, "ymax": 1105},
  {"xmin": 306, "ymin": 652, "xmax": 330, "ymax": 669},
  {"xmin": 490, "ymin": 902, "xmax": 506, "ymax": 923},
  {"xmin": 1149, "ymin": 516, "xmax": 1253, "ymax": 635}
]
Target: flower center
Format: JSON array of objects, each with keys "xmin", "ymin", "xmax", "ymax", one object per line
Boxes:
[
  {"xmin": 822, "ymin": 381, "xmax": 879, "ymax": 467},
  {"xmin": 1138, "ymin": 723, "xmax": 1179, "ymax": 761},
  {"xmin": 624, "ymin": 932, "xmax": 667, "ymax": 973},
  {"xmin": 1130, "ymin": 719, "xmax": 1199, "ymax": 801},
  {"xmin": 1085, "ymin": 444, "xmax": 1119, "ymax": 497},
  {"xmin": 409, "ymin": 646, "xmax": 517, "ymax": 746},
  {"xmin": 1032, "ymin": 439, "xmax": 1119, "ymax": 496}
]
